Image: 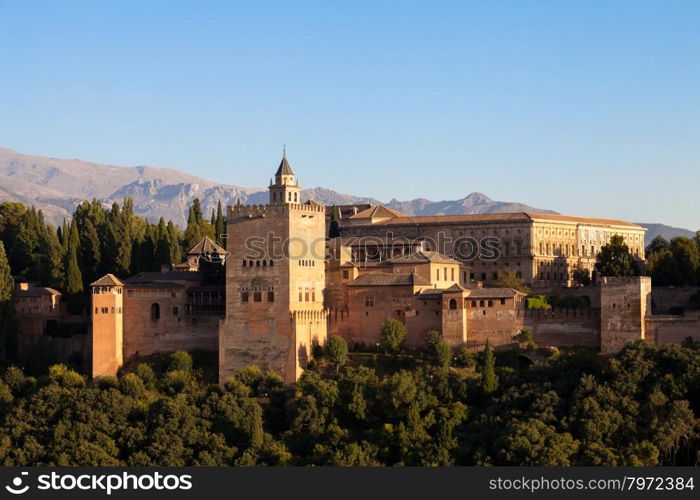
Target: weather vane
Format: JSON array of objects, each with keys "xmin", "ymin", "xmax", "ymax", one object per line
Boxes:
[{"xmin": 283, "ymin": 144, "xmax": 286, "ymax": 158}]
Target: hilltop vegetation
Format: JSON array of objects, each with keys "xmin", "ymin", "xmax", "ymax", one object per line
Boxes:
[{"xmin": 0, "ymin": 340, "xmax": 697, "ymax": 466}]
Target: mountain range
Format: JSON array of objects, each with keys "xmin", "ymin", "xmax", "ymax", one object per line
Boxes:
[{"xmin": 0, "ymin": 147, "xmax": 693, "ymax": 245}]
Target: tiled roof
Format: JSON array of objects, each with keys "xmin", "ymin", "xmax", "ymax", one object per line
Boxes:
[
  {"xmin": 348, "ymin": 205, "xmax": 407, "ymax": 220},
  {"xmin": 443, "ymin": 283, "xmax": 467, "ymax": 292},
  {"xmin": 348, "ymin": 211, "xmax": 643, "ymax": 229},
  {"xmin": 275, "ymin": 156, "xmax": 294, "ymax": 176},
  {"xmin": 526, "ymin": 212, "xmax": 643, "ymax": 229},
  {"xmin": 465, "ymin": 287, "xmax": 523, "ymax": 298},
  {"xmin": 126, "ymin": 282, "xmax": 185, "ymax": 289},
  {"xmin": 388, "ymin": 249, "xmax": 460, "ymax": 265},
  {"xmin": 346, "ymin": 272, "xmax": 431, "ymax": 287},
  {"xmin": 187, "ymin": 237, "xmax": 226, "ymax": 256},
  {"xmin": 125, "ymin": 271, "xmax": 202, "ymax": 284},
  {"xmin": 90, "ymin": 274, "xmax": 124, "ymax": 287},
  {"xmin": 15, "ymin": 286, "xmax": 62, "ymax": 297}
]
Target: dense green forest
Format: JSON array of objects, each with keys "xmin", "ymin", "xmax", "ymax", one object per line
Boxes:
[{"xmin": 0, "ymin": 339, "xmax": 698, "ymax": 466}]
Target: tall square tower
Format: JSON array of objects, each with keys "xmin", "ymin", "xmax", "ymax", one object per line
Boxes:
[{"xmin": 219, "ymin": 157, "xmax": 327, "ymax": 384}]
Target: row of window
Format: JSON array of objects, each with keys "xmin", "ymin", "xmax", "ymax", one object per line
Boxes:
[
  {"xmin": 243, "ymin": 260, "xmax": 274, "ymax": 267},
  {"xmin": 448, "ymin": 298, "xmax": 507, "ymax": 309},
  {"xmin": 299, "ymin": 259, "xmax": 316, "ymax": 267},
  {"xmin": 271, "ymin": 191, "xmax": 299, "ymax": 203},
  {"xmin": 127, "ymin": 289, "xmax": 178, "ymax": 298},
  {"xmin": 241, "ymin": 291, "xmax": 275, "ymax": 303},
  {"xmin": 94, "ymin": 306, "xmax": 123, "ymax": 314}
]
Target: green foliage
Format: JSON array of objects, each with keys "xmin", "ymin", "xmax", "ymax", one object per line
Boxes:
[
  {"xmin": 481, "ymin": 341, "xmax": 498, "ymax": 394},
  {"xmin": 572, "ymin": 264, "xmax": 591, "ymax": 286},
  {"xmin": 134, "ymin": 363, "xmax": 155, "ymax": 385},
  {"xmin": 169, "ymin": 351, "xmax": 193, "ymax": 374},
  {"xmin": 425, "ymin": 330, "xmax": 451, "ymax": 369},
  {"xmin": 513, "ymin": 329, "xmax": 532, "ymax": 345},
  {"xmin": 328, "ymin": 208, "xmax": 341, "ymax": 239},
  {"xmin": 525, "ymin": 295, "xmax": 551, "ymax": 310},
  {"xmin": 380, "ymin": 318, "xmax": 407, "ymax": 354},
  {"xmin": 595, "ymin": 234, "xmax": 638, "ymax": 277},
  {"xmin": 236, "ymin": 366, "xmax": 263, "ymax": 394},
  {"xmin": 0, "ymin": 341, "xmax": 697, "ymax": 466},
  {"xmin": 119, "ymin": 373, "xmax": 145, "ymax": 398},
  {"xmin": 646, "ymin": 236, "xmax": 700, "ymax": 286},
  {"xmin": 325, "ymin": 336, "xmax": 349, "ymax": 372},
  {"xmin": 0, "ymin": 242, "xmax": 18, "ymax": 365},
  {"xmin": 496, "ymin": 270, "xmax": 531, "ymax": 294},
  {"xmin": 455, "ymin": 346, "xmax": 475, "ymax": 368}
]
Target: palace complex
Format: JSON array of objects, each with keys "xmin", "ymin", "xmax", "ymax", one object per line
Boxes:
[{"xmin": 12, "ymin": 155, "xmax": 699, "ymax": 384}]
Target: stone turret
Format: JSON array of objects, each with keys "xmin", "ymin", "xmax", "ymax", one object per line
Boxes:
[{"xmin": 269, "ymin": 154, "xmax": 301, "ymax": 205}]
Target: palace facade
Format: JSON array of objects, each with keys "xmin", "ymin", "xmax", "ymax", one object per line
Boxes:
[{"xmin": 84, "ymin": 156, "xmax": 698, "ymax": 384}]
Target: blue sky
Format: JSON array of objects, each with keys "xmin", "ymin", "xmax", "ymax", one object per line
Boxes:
[{"xmin": 1, "ymin": 0, "xmax": 698, "ymax": 229}]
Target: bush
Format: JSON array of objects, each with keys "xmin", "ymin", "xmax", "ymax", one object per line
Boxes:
[
  {"xmin": 224, "ymin": 377, "xmax": 251, "ymax": 397},
  {"xmin": 48, "ymin": 364, "xmax": 85, "ymax": 388},
  {"xmin": 380, "ymin": 318, "xmax": 407, "ymax": 354},
  {"xmin": 134, "ymin": 363, "xmax": 155, "ymax": 385},
  {"xmin": 162, "ymin": 370, "xmax": 191, "ymax": 395},
  {"xmin": 169, "ymin": 351, "xmax": 193, "ymax": 373},
  {"xmin": 236, "ymin": 365, "xmax": 263, "ymax": 393},
  {"xmin": 96, "ymin": 376, "xmax": 119, "ymax": 390},
  {"xmin": 3, "ymin": 366, "xmax": 26, "ymax": 393},
  {"xmin": 455, "ymin": 346, "xmax": 475, "ymax": 368},
  {"xmin": 119, "ymin": 373, "xmax": 145, "ymax": 398}
]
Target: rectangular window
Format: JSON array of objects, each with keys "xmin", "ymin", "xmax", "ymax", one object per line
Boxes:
[
  {"xmin": 500, "ymin": 298, "xmax": 506, "ymax": 305},
  {"xmin": 173, "ymin": 306, "xmax": 179, "ymax": 315},
  {"xmin": 342, "ymin": 270, "xmax": 349, "ymax": 279},
  {"xmin": 254, "ymin": 292, "xmax": 262, "ymax": 302},
  {"xmin": 451, "ymin": 268, "xmax": 454, "ymax": 281},
  {"xmin": 267, "ymin": 291, "xmax": 275, "ymax": 302},
  {"xmin": 241, "ymin": 292, "xmax": 249, "ymax": 303}
]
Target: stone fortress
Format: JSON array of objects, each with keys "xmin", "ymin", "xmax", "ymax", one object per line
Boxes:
[{"xmin": 81, "ymin": 155, "xmax": 700, "ymax": 384}]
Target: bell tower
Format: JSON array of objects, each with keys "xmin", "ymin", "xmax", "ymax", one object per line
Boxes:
[{"xmin": 269, "ymin": 151, "xmax": 301, "ymax": 205}]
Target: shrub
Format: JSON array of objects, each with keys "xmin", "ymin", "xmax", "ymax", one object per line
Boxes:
[
  {"xmin": 119, "ymin": 373, "xmax": 145, "ymax": 398},
  {"xmin": 455, "ymin": 346, "xmax": 475, "ymax": 368},
  {"xmin": 96, "ymin": 376, "xmax": 119, "ymax": 390},
  {"xmin": 380, "ymin": 318, "xmax": 407, "ymax": 354},
  {"xmin": 236, "ymin": 365, "xmax": 263, "ymax": 393},
  {"xmin": 134, "ymin": 363, "xmax": 155, "ymax": 385},
  {"xmin": 48, "ymin": 364, "xmax": 85, "ymax": 388},
  {"xmin": 162, "ymin": 370, "xmax": 191, "ymax": 395},
  {"xmin": 169, "ymin": 351, "xmax": 193, "ymax": 373}
]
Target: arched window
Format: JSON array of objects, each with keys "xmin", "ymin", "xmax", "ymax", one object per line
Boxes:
[
  {"xmin": 449, "ymin": 298, "xmax": 457, "ymax": 310},
  {"xmin": 151, "ymin": 303, "xmax": 160, "ymax": 320}
]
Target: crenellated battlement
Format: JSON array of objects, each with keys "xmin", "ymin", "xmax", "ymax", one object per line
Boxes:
[
  {"xmin": 291, "ymin": 309, "xmax": 329, "ymax": 321},
  {"xmin": 227, "ymin": 201, "xmax": 326, "ymax": 219}
]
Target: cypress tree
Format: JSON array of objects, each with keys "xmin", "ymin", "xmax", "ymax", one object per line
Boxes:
[
  {"xmin": 215, "ymin": 200, "xmax": 225, "ymax": 245},
  {"xmin": 481, "ymin": 340, "xmax": 498, "ymax": 394},
  {"xmin": 79, "ymin": 219, "xmax": 101, "ymax": 286},
  {"xmin": 63, "ymin": 222, "xmax": 84, "ymax": 314},
  {"xmin": 191, "ymin": 199, "xmax": 204, "ymax": 224},
  {"xmin": 0, "ymin": 241, "xmax": 18, "ymax": 364},
  {"xmin": 38, "ymin": 224, "xmax": 64, "ymax": 289},
  {"xmin": 167, "ymin": 221, "xmax": 182, "ymax": 264},
  {"xmin": 184, "ymin": 204, "xmax": 204, "ymax": 251},
  {"xmin": 154, "ymin": 218, "xmax": 172, "ymax": 270},
  {"xmin": 329, "ymin": 207, "xmax": 340, "ymax": 239}
]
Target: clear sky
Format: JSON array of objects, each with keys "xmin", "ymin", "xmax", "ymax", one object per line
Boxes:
[{"xmin": 1, "ymin": 1, "xmax": 698, "ymax": 228}]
